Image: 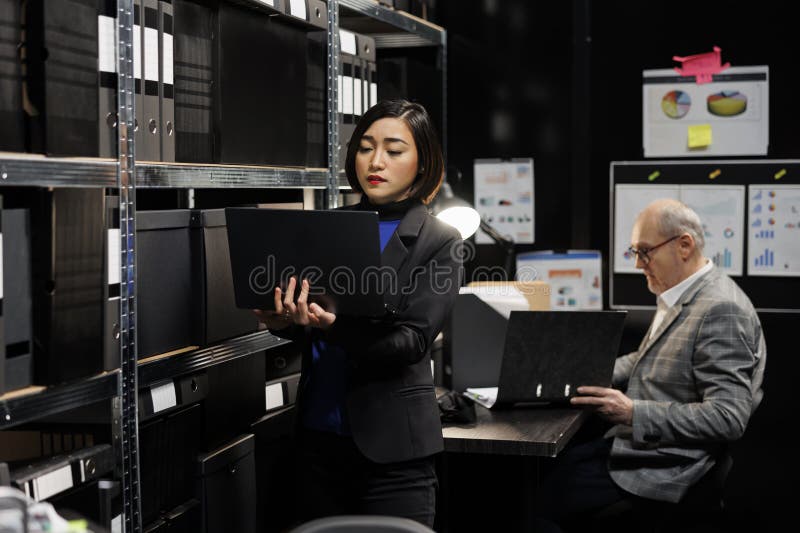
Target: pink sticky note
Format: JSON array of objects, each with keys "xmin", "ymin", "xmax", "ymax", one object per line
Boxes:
[{"xmin": 672, "ymin": 46, "xmax": 731, "ymax": 84}]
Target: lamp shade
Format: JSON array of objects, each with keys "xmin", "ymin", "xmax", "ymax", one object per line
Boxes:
[{"xmin": 436, "ymin": 204, "xmax": 481, "ymax": 239}]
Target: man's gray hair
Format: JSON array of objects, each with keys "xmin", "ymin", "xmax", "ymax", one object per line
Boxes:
[{"xmin": 657, "ymin": 201, "xmax": 705, "ymax": 253}]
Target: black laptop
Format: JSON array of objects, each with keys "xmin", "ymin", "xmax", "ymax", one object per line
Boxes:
[
  {"xmin": 225, "ymin": 207, "xmax": 386, "ymax": 316},
  {"xmin": 463, "ymin": 310, "xmax": 627, "ymax": 408}
]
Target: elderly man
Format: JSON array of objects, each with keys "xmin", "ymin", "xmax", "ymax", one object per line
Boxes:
[{"xmin": 534, "ymin": 199, "xmax": 766, "ymax": 531}]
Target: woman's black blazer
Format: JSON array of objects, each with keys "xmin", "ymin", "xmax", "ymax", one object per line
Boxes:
[{"xmin": 272, "ymin": 201, "xmax": 462, "ymax": 463}]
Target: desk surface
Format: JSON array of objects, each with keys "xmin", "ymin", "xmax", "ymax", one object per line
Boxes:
[{"xmin": 442, "ymin": 404, "xmax": 588, "ymax": 457}]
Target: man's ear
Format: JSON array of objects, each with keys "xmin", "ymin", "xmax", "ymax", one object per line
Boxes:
[{"xmin": 678, "ymin": 233, "xmax": 695, "ymax": 260}]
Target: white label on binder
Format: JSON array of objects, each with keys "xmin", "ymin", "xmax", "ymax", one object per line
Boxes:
[
  {"xmin": 337, "ymin": 75, "xmax": 343, "ymax": 113},
  {"xmin": 80, "ymin": 459, "xmax": 86, "ymax": 482},
  {"xmin": 265, "ymin": 382, "xmax": 284, "ymax": 410},
  {"xmin": 353, "ymin": 78, "xmax": 362, "ymax": 115},
  {"xmin": 133, "ymin": 25, "xmax": 141, "ymax": 78},
  {"xmin": 340, "ymin": 30, "xmax": 357, "ymax": 55},
  {"xmin": 363, "ymin": 79, "xmax": 369, "ymax": 108},
  {"xmin": 343, "ymin": 76, "xmax": 353, "ymax": 115},
  {"xmin": 370, "ymin": 82, "xmax": 378, "ymax": 109},
  {"xmin": 111, "ymin": 515, "xmax": 122, "ymax": 533},
  {"xmin": 288, "ymin": 0, "xmax": 307, "ymax": 20},
  {"xmin": 254, "ymin": 0, "xmax": 276, "ymax": 6},
  {"xmin": 98, "ymin": 16, "xmax": 117, "ymax": 73},
  {"xmin": 108, "ymin": 229, "xmax": 120, "ymax": 285},
  {"xmin": 163, "ymin": 33, "xmax": 174, "ymax": 85},
  {"xmin": 145, "ymin": 27, "xmax": 158, "ymax": 81},
  {"xmin": 0, "ymin": 234, "xmax": 3, "ymax": 299},
  {"xmin": 151, "ymin": 381, "xmax": 177, "ymax": 413},
  {"xmin": 33, "ymin": 465, "xmax": 73, "ymax": 501}
]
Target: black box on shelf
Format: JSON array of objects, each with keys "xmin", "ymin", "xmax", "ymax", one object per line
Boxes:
[
  {"xmin": 251, "ymin": 405, "xmax": 297, "ymax": 533},
  {"xmin": 136, "ymin": 209, "xmax": 197, "ymax": 358},
  {"xmin": 215, "ymin": 1, "xmax": 307, "ymax": 166},
  {"xmin": 203, "ymin": 352, "xmax": 265, "ymax": 451},
  {"xmin": 191, "ymin": 209, "xmax": 259, "ymax": 345},
  {"xmin": 0, "ymin": 0, "xmax": 24, "ymax": 152},
  {"xmin": 197, "ymin": 433, "xmax": 256, "ymax": 533},
  {"xmin": 139, "ymin": 403, "xmax": 203, "ymax": 525},
  {"xmin": 1, "ymin": 207, "xmax": 33, "ymax": 393},
  {"xmin": 104, "ymin": 195, "xmax": 120, "ymax": 372},
  {"xmin": 23, "ymin": 0, "xmax": 99, "ymax": 156},
  {"xmin": 265, "ymin": 342, "xmax": 302, "ymax": 382},
  {"xmin": 138, "ymin": 370, "xmax": 209, "ymax": 421}
]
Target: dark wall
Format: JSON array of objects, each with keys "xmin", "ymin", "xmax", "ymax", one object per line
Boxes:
[{"xmin": 437, "ymin": 1, "xmax": 796, "ymax": 528}]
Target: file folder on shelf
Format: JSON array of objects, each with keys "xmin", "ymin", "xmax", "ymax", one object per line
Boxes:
[
  {"xmin": 98, "ymin": 0, "xmax": 118, "ymax": 158},
  {"xmin": 1, "ymin": 207, "xmax": 33, "ymax": 393},
  {"xmin": 104, "ymin": 195, "xmax": 120, "ymax": 372},
  {"xmin": 23, "ymin": 0, "xmax": 99, "ymax": 156},
  {"xmin": 159, "ymin": 0, "xmax": 175, "ymax": 161},
  {"xmin": 135, "ymin": 0, "xmax": 145, "ymax": 158},
  {"xmin": 173, "ymin": 0, "xmax": 214, "ymax": 162},
  {"xmin": 0, "ymin": 0, "xmax": 24, "ymax": 152},
  {"xmin": 142, "ymin": 0, "xmax": 161, "ymax": 161}
]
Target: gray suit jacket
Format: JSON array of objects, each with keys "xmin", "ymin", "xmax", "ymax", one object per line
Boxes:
[{"xmin": 608, "ymin": 267, "xmax": 766, "ymax": 503}]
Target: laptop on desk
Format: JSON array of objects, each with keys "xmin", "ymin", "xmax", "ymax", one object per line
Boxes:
[
  {"xmin": 463, "ymin": 310, "xmax": 627, "ymax": 409},
  {"xmin": 225, "ymin": 207, "xmax": 385, "ymax": 317}
]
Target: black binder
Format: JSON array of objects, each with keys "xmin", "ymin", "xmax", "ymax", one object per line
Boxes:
[
  {"xmin": 142, "ymin": 0, "xmax": 161, "ymax": 161},
  {"xmin": 0, "ymin": 0, "xmax": 24, "ymax": 152},
  {"xmin": 103, "ymin": 195, "xmax": 120, "ymax": 372},
  {"xmin": 134, "ymin": 0, "xmax": 145, "ymax": 158},
  {"xmin": 98, "ymin": 0, "xmax": 118, "ymax": 158},
  {"xmin": 23, "ymin": 0, "xmax": 99, "ymax": 156},
  {"xmin": 1, "ymin": 207, "xmax": 33, "ymax": 393},
  {"xmin": 173, "ymin": 0, "xmax": 215, "ymax": 162},
  {"xmin": 159, "ymin": 0, "xmax": 175, "ymax": 161}
]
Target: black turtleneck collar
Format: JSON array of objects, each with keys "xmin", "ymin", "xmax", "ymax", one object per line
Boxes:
[{"xmin": 359, "ymin": 196, "xmax": 420, "ymax": 221}]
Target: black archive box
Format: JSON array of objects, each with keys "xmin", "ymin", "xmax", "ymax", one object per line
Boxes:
[
  {"xmin": 137, "ymin": 209, "xmax": 260, "ymax": 359},
  {"xmin": 215, "ymin": 1, "xmax": 308, "ymax": 166},
  {"xmin": 23, "ymin": 0, "xmax": 99, "ymax": 156},
  {"xmin": 264, "ymin": 342, "xmax": 302, "ymax": 382},
  {"xmin": 0, "ymin": 0, "xmax": 24, "ymax": 152},
  {"xmin": 191, "ymin": 209, "xmax": 259, "ymax": 345},
  {"xmin": 251, "ymin": 405, "xmax": 297, "ymax": 533},
  {"xmin": 197, "ymin": 433, "xmax": 256, "ymax": 533},
  {"xmin": 1, "ymin": 207, "xmax": 33, "ymax": 393},
  {"xmin": 139, "ymin": 403, "xmax": 203, "ymax": 525},
  {"xmin": 137, "ymin": 209, "xmax": 196, "ymax": 358},
  {"xmin": 203, "ymin": 352, "xmax": 265, "ymax": 451}
]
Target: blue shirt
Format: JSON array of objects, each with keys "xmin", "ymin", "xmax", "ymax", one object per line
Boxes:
[{"xmin": 301, "ymin": 218, "xmax": 401, "ymax": 435}]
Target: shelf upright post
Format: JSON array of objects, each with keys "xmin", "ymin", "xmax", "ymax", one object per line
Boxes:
[
  {"xmin": 114, "ymin": 0, "xmax": 142, "ymax": 531},
  {"xmin": 326, "ymin": 0, "xmax": 340, "ymax": 209}
]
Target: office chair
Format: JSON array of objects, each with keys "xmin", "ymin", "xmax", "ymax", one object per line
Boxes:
[
  {"xmin": 590, "ymin": 449, "xmax": 733, "ymax": 533},
  {"xmin": 288, "ymin": 515, "xmax": 435, "ymax": 533}
]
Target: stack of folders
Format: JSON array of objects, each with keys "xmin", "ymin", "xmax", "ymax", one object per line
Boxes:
[
  {"xmin": 338, "ymin": 28, "xmax": 378, "ymax": 172},
  {"xmin": 99, "ymin": 0, "xmax": 175, "ymax": 161}
]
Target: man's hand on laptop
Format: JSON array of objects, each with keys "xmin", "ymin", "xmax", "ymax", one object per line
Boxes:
[{"xmin": 570, "ymin": 386, "xmax": 633, "ymax": 426}]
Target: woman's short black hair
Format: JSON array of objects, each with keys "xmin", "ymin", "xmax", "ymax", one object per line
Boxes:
[{"xmin": 344, "ymin": 99, "xmax": 444, "ymax": 205}]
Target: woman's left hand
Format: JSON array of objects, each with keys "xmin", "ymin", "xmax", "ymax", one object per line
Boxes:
[{"xmin": 283, "ymin": 276, "xmax": 337, "ymax": 330}]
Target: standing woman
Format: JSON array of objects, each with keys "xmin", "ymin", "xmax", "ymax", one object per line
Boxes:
[{"xmin": 256, "ymin": 99, "xmax": 462, "ymax": 527}]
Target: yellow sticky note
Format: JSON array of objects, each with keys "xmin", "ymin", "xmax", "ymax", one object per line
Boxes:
[{"xmin": 688, "ymin": 124, "xmax": 712, "ymax": 149}]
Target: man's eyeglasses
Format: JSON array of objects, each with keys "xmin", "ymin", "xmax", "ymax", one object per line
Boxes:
[{"xmin": 627, "ymin": 235, "xmax": 681, "ymax": 265}]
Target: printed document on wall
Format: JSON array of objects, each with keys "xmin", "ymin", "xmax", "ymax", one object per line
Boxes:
[
  {"xmin": 747, "ymin": 184, "xmax": 800, "ymax": 276},
  {"xmin": 642, "ymin": 66, "xmax": 768, "ymax": 157},
  {"xmin": 681, "ymin": 185, "xmax": 745, "ymax": 276},
  {"xmin": 474, "ymin": 158, "xmax": 534, "ymax": 244},
  {"xmin": 614, "ymin": 185, "xmax": 680, "ymax": 273}
]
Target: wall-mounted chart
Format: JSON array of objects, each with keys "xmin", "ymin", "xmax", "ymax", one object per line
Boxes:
[{"xmin": 747, "ymin": 185, "xmax": 800, "ymax": 276}]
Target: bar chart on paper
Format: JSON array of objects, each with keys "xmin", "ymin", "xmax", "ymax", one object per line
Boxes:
[
  {"xmin": 748, "ymin": 184, "xmax": 800, "ymax": 276},
  {"xmin": 712, "ymin": 248, "xmax": 734, "ymax": 269}
]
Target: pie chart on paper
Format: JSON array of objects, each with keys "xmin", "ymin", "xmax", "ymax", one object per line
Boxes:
[
  {"xmin": 707, "ymin": 90, "xmax": 747, "ymax": 116},
  {"xmin": 661, "ymin": 90, "xmax": 691, "ymax": 119}
]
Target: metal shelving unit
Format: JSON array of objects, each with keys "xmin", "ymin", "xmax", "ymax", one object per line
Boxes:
[{"xmin": 0, "ymin": 2, "xmax": 446, "ymax": 531}]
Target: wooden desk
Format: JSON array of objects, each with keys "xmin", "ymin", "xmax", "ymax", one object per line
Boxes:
[{"xmin": 442, "ymin": 404, "xmax": 589, "ymax": 457}]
